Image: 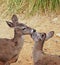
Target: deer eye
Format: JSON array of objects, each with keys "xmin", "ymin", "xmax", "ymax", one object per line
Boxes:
[
  {"xmin": 42, "ymin": 34, "xmax": 44, "ymax": 37},
  {"xmin": 22, "ymin": 28, "xmax": 26, "ymax": 30}
]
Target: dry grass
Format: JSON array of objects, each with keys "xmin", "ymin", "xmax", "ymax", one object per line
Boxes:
[
  {"xmin": 0, "ymin": 14, "xmax": 60, "ymax": 65},
  {"xmin": 0, "ymin": 0, "xmax": 60, "ymax": 65}
]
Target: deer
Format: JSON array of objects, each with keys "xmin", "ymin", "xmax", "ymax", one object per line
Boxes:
[
  {"xmin": 0, "ymin": 14, "xmax": 36, "ymax": 65},
  {"xmin": 31, "ymin": 31, "xmax": 60, "ymax": 65}
]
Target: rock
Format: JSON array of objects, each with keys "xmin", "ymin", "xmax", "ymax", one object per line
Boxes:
[
  {"xmin": 52, "ymin": 17, "xmax": 58, "ymax": 22},
  {"xmin": 56, "ymin": 33, "xmax": 60, "ymax": 37}
]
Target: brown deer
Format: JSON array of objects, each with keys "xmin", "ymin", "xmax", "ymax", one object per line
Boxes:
[
  {"xmin": 31, "ymin": 31, "xmax": 60, "ymax": 65},
  {"xmin": 0, "ymin": 14, "xmax": 36, "ymax": 65}
]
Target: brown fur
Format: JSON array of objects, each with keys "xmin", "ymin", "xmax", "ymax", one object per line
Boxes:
[
  {"xmin": 31, "ymin": 31, "xmax": 60, "ymax": 65},
  {"xmin": 0, "ymin": 14, "xmax": 35, "ymax": 65}
]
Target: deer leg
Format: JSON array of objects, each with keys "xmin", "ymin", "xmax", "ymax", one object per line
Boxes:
[
  {"xmin": 5, "ymin": 62, "xmax": 10, "ymax": 65},
  {"xmin": 0, "ymin": 62, "xmax": 4, "ymax": 65},
  {"xmin": 8, "ymin": 54, "xmax": 18, "ymax": 63},
  {"xmin": 5, "ymin": 55, "xmax": 18, "ymax": 65}
]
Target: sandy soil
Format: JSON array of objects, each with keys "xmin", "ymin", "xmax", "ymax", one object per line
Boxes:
[{"xmin": 0, "ymin": 14, "xmax": 60, "ymax": 65}]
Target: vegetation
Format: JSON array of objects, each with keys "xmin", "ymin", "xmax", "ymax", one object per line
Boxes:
[
  {"xmin": 0, "ymin": 0, "xmax": 60, "ymax": 17},
  {"xmin": 8, "ymin": 0, "xmax": 60, "ymax": 14}
]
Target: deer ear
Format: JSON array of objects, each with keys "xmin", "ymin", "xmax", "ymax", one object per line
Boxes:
[
  {"xmin": 6, "ymin": 21, "xmax": 14, "ymax": 27},
  {"xmin": 45, "ymin": 31, "xmax": 54, "ymax": 41},
  {"xmin": 11, "ymin": 14, "xmax": 18, "ymax": 24},
  {"xmin": 41, "ymin": 33, "xmax": 46, "ymax": 40}
]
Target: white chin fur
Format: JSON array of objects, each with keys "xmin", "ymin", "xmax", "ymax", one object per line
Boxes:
[
  {"xmin": 31, "ymin": 30, "xmax": 34, "ymax": 33},
  {"xmin": 32, "ymin": 32, "xmax": 42, "ymax": 42}
]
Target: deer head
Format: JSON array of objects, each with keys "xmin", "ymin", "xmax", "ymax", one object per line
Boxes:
[
  {"xmin": 31, "ymin": 31, "xmax": 54, "ymax": 50},
  {"xmin": 6, "ymin": 14, "xmax": 36, "ymax": 36},
  {"xmin": 31, "ymin": 31, "xmax": 54, "ymax": 42}
]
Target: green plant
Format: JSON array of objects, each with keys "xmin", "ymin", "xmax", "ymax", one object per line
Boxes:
[{"xmin": 8, "ymin": 0, "xmax": 60, "ymax": 15}]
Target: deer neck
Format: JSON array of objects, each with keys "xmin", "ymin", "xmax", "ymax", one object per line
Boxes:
[
  {"xmin": 13, "ymin": 30, "xmax": 24, "ymax": 46},
  {"xmin": 33, "ymin": 41, "xmax": 44, "ymax": 63},
  {"xmin": 33, "ymin": 41, "xmax": 44, "ymax": 52}
]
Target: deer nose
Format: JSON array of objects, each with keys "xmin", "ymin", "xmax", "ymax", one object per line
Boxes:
[
  {"xmin": 31, "ymin": 29, "xmax": 36, "ymax": 33},
  {"xmin": 33, "ymin": 29, "xmax": 36, "ymax": 32}
]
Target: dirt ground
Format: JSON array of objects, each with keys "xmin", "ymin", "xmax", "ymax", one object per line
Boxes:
[{"xmin": 0, "ymin": 14, "xmax": 60, "ymax": 65}]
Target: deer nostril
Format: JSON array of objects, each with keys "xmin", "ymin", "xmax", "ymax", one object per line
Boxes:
[{"xmin": 33, "ymin": 29, "xmax": 36, "ymax": 32}]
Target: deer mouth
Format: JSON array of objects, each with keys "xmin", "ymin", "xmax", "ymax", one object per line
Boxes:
[
  {"xmin": 31, "ymin": 29, "xmax": 36, "ymax": 34},
  {"xmin": 30, "ymin": 32, "xmax": 42, "ymax": 41},
  {"xmin": 30, "ymin": 31, "xmax": 38, "ymax": 38}
]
